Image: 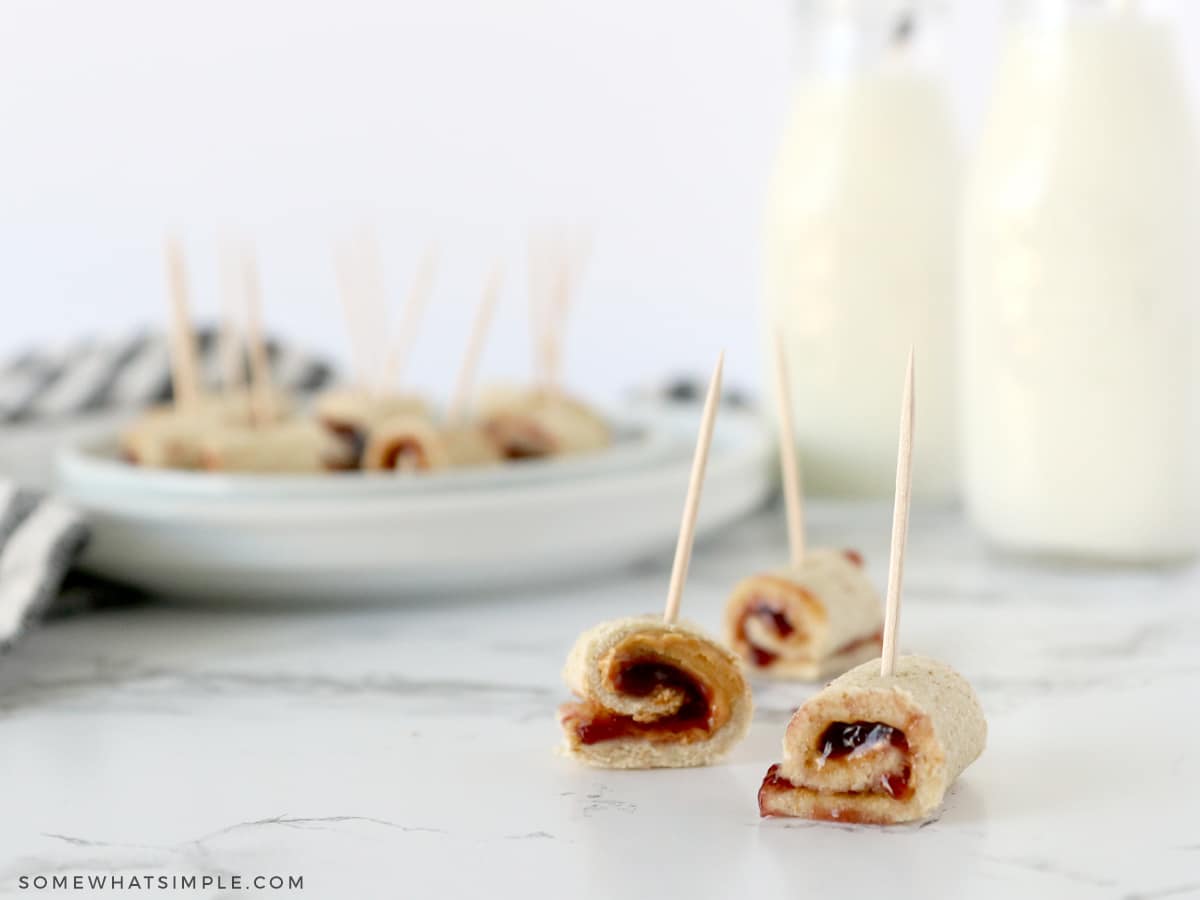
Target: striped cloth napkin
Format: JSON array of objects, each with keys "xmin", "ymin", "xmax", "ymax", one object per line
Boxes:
[
  {"xmin": 0, "ymin": 484, "xmax": 89, "ymax": 647},
  {"xmin": 0, "ymin": 327, "xmax": 333, "ymax": 424},
  {"xmin": 0, "ymin": 329, "xmax": 336, "ymax": 648}
]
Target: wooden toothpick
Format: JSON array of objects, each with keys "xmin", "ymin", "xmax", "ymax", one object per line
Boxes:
[
  {"xmin": 241, "ymin": 246, "xmax": 275, "ymax": 424},
  {"xmin": 773, "ymin": 332, "xmax": 806, "ymax": 567},
  {"xmin": 544, "ymin": 230, "xmax": 590, "ymax": 391},
  {"xmin": 663, "ymin": 351, "xmax": 725, "ymax": 624},
  {"xmin": 880, "ymin": 347, "xmax": 916, "ymax": 678},
  {"xmin": 335, "ymin": 231, "xmax": 385, "ymax": 392},
  {"xmin": 165, "ymin": 238, "xmax": 201, "ymax": 412},
  {"xmin": 218, "ymin": 241, "xmax": 244, "ymax": 395},
  {"xmin": 379, "ymin": 245, "xmax": 439, "ymax": 391},
  {"xmin": 335, "ymin": 242, "xmax": 369, "ymax": 390},
  {"xmin": 448, "ymin": 265, "xmax": 502, "ymax": 424},
  {"xmin": 544, "ymin": 241, "xmax": 570, "ymax": 391},
  {"xmin": 527, "ymin": 233, "xmax": 553, "ymax": 393}
]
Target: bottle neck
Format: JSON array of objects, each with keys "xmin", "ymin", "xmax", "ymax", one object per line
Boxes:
[{"xmin": 794, "ymin": 0, "xmax": 944, "ymax": 79}]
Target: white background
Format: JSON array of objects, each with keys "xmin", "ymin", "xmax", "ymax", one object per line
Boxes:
[{"xmin": 1, "ymin": 0, "xmax": 1198, "ymax": 402}]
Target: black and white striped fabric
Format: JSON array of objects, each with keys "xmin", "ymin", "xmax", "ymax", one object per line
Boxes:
[
  {"xmin": 0, "ymin": 328, "xmax": 335, "ymax": 424},
  {"xmin": 0, "ymin": 484, "xmax": 90, "ymax": 647},
  {"xmin": 0, "ymin": 329, "xmax": 337, "ymax": 648}
]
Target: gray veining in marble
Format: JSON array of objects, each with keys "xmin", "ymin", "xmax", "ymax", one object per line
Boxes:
[{"xmin": 2, "ymin": 503, "xmax": 1198, "ymax": 899}]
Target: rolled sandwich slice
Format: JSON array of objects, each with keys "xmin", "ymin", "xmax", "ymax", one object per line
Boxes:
[
  {"xmin": 362, "ymin": 415, "xmax": 501, "ymax": 472},
  {"xmin": 478, "ymin": 387, "xmax": 610, "ymax": 460},
  {"xmin": 758, "ymin": 655, "xmax": 986, "ymax": 824},
  {"xmin": 558, "ymin": 616, "xmax": 753, "ymax": 769},
  {"xmin": 315, "ymin": 388, "xmax": 432, "ymax": 467},
  {"xmin": 121, "ymin": 410, "xmax": 210, "ymax": 469},
  {"xmin": 724, "ymin": 548, "xmax": 883, "ymax": 680},
  {"xmin": 200, "ymin": 420, "xmax": 352, "ymax": 473}
]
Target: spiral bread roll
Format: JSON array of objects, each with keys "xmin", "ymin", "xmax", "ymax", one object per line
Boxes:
[
  {"xmin": 120, "ymin": 391, "xmax": 292, "ymax": 469},
  {"xmin": 758, "ymin": 655, "xmax": 986, "ymax": 824},
  {"xmin": 362, "ymin": 415, "xmax": 501, "ymax": 471},
  {"xmin": 478, "ymin": 387, "xmax": 610, "ymax": 460},
  {"xmin": 315, "ymin": 388, "xmax": 432, "ymax": 467},
  {"xmin": 558, "ymin": 615, "xmax": 753, "ymax": 769},
  {"xmin": 200, "ymin": 420, "xmax": 351, "ymax": 473},
  {"xmin": 724, "ymin": 549, "xmax": 883, "ymax": 680}
]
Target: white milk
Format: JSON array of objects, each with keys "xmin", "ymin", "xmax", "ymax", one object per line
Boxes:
[
  {"xmin": 962, "ymin": 8, "xmax": 1200, "ymax": 560},
  {"xmin": 765, "ymin": 26, "xmax": 960, "ymax": 500}
]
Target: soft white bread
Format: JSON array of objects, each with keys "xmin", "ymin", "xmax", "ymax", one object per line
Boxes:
[
  {"xmin": 362, "ymin": 416, "xmax": 501, "ymax": 471},
  {"xmin": 314, "ymin": 388, "xmax": 431, "ymax": 429},
  {"xmin": 121, "ymin": 409, "xmax": 209, "ymax": 468},
  {"xmin": 314, "ymin": 388, "xmax": 432, "ymax": 467},
  {"xmin": 723, "ymin": 549, "xmax": 882, "ymax": 680},
  {"xmin": 558, "ymin": 615, "xmax": 753, "ymax": 769},
  {"xmin": 478, "ymin": 386, "xmax": 610, "ymax": 459},
  {"xmin": 200, "ymin": 420, "xmax": 348, "ymax": 473},
  {"xmin": 121, "ymin": 389, "xmax": 302, "ymax": 470},
  {"xmin": 758, "ymin": 655, "xmax": 986, "ymax": 824},
  {"xmin": 439, "ymin": 425, "xmax": 503, "ymax": 468}
]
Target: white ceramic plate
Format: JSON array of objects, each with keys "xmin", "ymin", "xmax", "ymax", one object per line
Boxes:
[{"xmin": 54, "ymin": 406, "xmax": 773, "ymax": 603}]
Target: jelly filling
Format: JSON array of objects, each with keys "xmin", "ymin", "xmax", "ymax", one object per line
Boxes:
[
  {"xmin": 817, "ymin": 720, "xmax": 912, "ymax": 799},
  {"xmin": 566, "ymin": 659, "xmax": 713, "ymax": 745},
  {"xmin": 738, "ymin": 599, "xmax": 795, "ymax": 667},
  {"xmin": 323, "ymin": 421, "xmax": 367, "ymax": 467},
  {"xmin": 758, "ymin": 719, "xmax": 914, "ymax": 808},
  {"xmin": 818, "ymin": 720, "xmax": 909, "ymax": 760},
  {"xmin": 381, "ymin": 438, "xmax": 428, "ymax": 471}
]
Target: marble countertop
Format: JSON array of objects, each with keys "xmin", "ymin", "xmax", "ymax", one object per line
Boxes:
[{"xmin": 2, "ymin": 503, "xmax": 1198, "ymax": 899}]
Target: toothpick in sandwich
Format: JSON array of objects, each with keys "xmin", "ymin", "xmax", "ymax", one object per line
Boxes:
[
  {"xmin": 319, "ymin": 240, "xmax": 433, "ymax": 466},
  {"xmin": 120, "ymin": 239, "xmax": 210, "ymax": 468},
  {"xmin": 478, "ymin": 232, "xmax": 610, "ymax": 461},
  {"xmin": 556, "ymin": 353, "xmax": 753, "ymax": 769},
  {"xmin": 363, "ymin": 266, "xmax": 505, "ymax": 472},
  {"xmin": 757, "ymin": 350, "xmax": 987, "ymax": 824},
  {"xmin": 722, "ymin": 333, "xmax": 883, "ymax": 680}
]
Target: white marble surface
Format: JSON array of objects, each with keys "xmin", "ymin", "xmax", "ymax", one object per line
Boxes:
[{"xmin": 2, "ymin": 503, "xmax": 1199, "ymax": 899}]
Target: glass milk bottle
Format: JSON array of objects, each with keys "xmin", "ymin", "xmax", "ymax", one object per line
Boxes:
[
  {"xmin": 765, "ymin": 0, "xmax": 960, "ymax": 500},
  {"xmin": 962, "ymin": 0, "xmax": 1200, "ymax": 561}
]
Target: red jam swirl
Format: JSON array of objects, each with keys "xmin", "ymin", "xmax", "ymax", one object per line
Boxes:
[
  {"xmin": 485, "ymin": 420, "xmax": 551, "ymax": 461},
  {"xmin": 737, "ymin": 551, "xmax": 865, "ymax": 667},
  {"xmin": 817, "ymin": 720, "xmax": 913, "ymax": 799},
  {"xmin": 381, "ymin": 438, "xmax": 428, "ymax": 471},
  {"xmin": 739, "ymin": 598, "xmax": 795, "ymax": 667},
  {"xmin": 757, "ymin": 718, "xmax": 915, "ymax": 814},
  {"xmin": 564, "ymin": 659, "xmax": 712, "ymax": 745},
  {"xmin": 818, "ymin": 720, "xmax": 909, "ymax": 759},
  {"xmin": 322, "ymin": 420, "xmax": 367, "ymax": 467}
]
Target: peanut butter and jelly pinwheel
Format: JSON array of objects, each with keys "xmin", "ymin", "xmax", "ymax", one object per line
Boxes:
[
  {"xmin": 759, "ymin": 352, "xmax": 987, "ymax": 824},
  {"xmin": 201, "ymin": 420, "xmax": 351, "ymax": 473},
  {"xmin": 758, "ymin": 655, "xmax": 986, "ymax": 824},
  {"xmin": 725, "ymin": 337, "xmax": 882, "ymax": 679},
  {"xmin": 724, "ymin": 549, "xmax": 882, "ymax": 679},
  {"xmin": 478, "ymin": 387, "xmax": 611, "ymax": 460},
  {"xmin": 315, "ymin": 389, "xmax": 432, "ymax": 468},
  {"xmin": 362, "ymin": 416, "xmax": 500, "ymax": 472},
  {"xmin": 559, "ymin": 616, "xmax": 752, "ymax": 769},
  {"xmin": 361, "ymin": 265, "xmax": 506, "ymax": 473},
  {"xmin": 488, "ymin": 234, "xmax": 609, "ymax": 460},
  {"xmin": 557, "ymin": 353, "xmax": 750, "ymax": 769}
]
